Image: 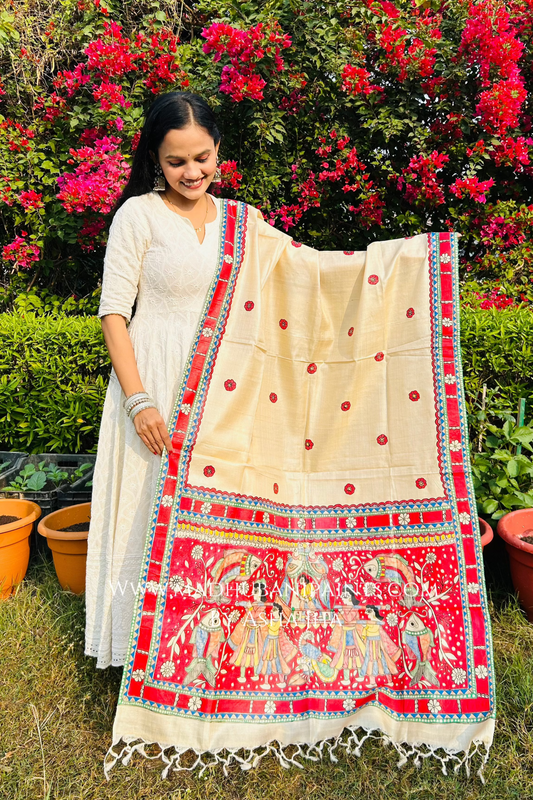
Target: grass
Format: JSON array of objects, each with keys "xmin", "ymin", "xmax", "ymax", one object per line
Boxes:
[{"xmin": 0, "ymin": 539, "xmax": 532, "ymax": 800}]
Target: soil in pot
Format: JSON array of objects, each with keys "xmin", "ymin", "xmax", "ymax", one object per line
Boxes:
[
  {"xmin": 58, "ymin": 522, "xmax": 89, "ymax": 533},
  {"xmin": 0, "ymin": 515, "xmax": 20, "ymax": 525}
]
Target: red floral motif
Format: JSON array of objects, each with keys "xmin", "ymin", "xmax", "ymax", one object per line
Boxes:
[
  {"xmin": 269, "ymin": 392, "xmax": 278, "ymax": 403},
  {"xmin": 273, "ymin": 482, "xmax": 279, "ymax": 494},
  {"xmin": 224, "ymin": 379, "xmax": 236, "ymax": 391},
  {"xmin": 344, "ymin": 483, "xmax": 355, "ymax": 495},
  {"xmin": 244, "ymin": 300, "xmax": 254, "ymax": 311},
  {"xmin": 279, "ymin": 319, "xmax": 288, "ymax": 329},
  {"xmin": 341, "ymin": 401, "xmax": 351, "ymax": 411},
  {"xmin": 368, "ymin": 274, "xmax": 379, "ymax": 285},
  {"xmin": 307, "ymin": 363, "xmax": 317, "ymax": 374},
  {"xmin": 416, "ymin": 477, "xmax": 427, "ymax": 489},
  {"xmin": 344, "ymin": 250, "xmax": 354, "ymax": 255},
  {"xmin": 409, "ymin": 390, "xmax": 420, "ymax": 402},
  {"xmin": 377, "ymin": 434, "xmax": 388, "ymax": 445},
  {"xmin": 305, "ymin": 439, "xmax": 314, "ymax": 450},
  {"xmin": 291, "ymin": 241, "xmax": 302, "ymax": 247},
  {"xmin": 375, "ymin": 352, "xmax": 385, "ymax": 361},
  {"xmin": 348, "ymin": 327, "xmax": 354, "ymax": 337},
  {"xmin": 406, "ymin": 307, "xmax": 415, "ymax": 318},
  {"xmin": 203, "ymin": 465, "xmax": 215, "ymax": 477}
]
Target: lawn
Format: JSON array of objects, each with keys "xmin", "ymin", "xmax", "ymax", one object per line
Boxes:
[{"xmin": 0, "ymin": 538, "xmax": 531, "ymax": 800}]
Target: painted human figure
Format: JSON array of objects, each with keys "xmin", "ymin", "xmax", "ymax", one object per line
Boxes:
[
  {"xmin": 358, "ymin": 605, "xmax": 401, "ymax": 687},
  {"xmin": 256, "ymin": 602, "xmax": 297, "ymax": 689},
  {"xmin": 228, "ymin": 580, "xmax": 268, "ymax": 683},
  {"xmin": 326, "ymin": 584, "xmax": 365, "ymax": 686}
]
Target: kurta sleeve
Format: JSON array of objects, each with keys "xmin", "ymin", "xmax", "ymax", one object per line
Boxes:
[{"xmin": 97, "ymin": 198, "xmax": 152, "ymax": 323}]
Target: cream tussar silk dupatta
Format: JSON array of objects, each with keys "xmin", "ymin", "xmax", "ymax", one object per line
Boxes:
[{"xmin": 104, "ymin": 199, "xmax": 495, "ymax": 779}]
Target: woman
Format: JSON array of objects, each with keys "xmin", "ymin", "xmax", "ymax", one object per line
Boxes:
[{"xmin": 85, "ymin": 92, "xmax": 223, "ymax": 668}]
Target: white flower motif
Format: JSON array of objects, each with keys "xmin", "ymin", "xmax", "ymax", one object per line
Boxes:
[
  {"xmin": 442, "ymin": 317, "xmax": 453, "ymax": 326},
  {"xmin": 343, "ymin": 698, "xmax": 356, "ymax": 711},
  {"xmin": 228, "ymin": 200, "xmax": 237, "ymax": 207},
  {"xmin": 452, "ymin": 668, "xmax": 467, "ymax": 685},
  {"xmin": 440, "ymin": 253, "xmax": 451, "ymax": 263},
  {"xmin": 458, "ymin": 512, "xmax": 471, "ymax": 525},
  {"xmin": 276, "ymin": 556, "xmax": 284, "ymax": 570},
  {"xmin": 264, "ymin": 513, "xmax": 270, "ymax": 525},
  {"xmin": 363, "ymin": 582, "xmax": 377, "ymax": 597},
  {"xmin": 160, "ymin": 660, "xmax": 175, "ymax": 678},
  {"xmin": 169, "ymin": 575, "xmax": 185, "ymax": 592},
  {"xmin": 444, "ymin": 374, "xmax": 456, "ymax": 384},
  {"xmin": 227, "ymin": 609, "xmax": 241, "ymax": 624},
  {"xmin": 145, "ymin": 581, "xmax": 160, "ymax": 594},
  {"xmin": 332, "ymin": 558, "xmax": 344, "ymax": 572},
  {"xmin": 192, "ymin": 544, "xmax": 204, "ymax": 560},
  {"xmin": 202, "ymin": 327, "xmax": 214, "ymax": 338},
  {"xmin": 399, "ymin": 512, "xmax": 410, "ymax": 526},
  {"xmin": 297, "ymin": 517, "xmax": 306, "ymax": 529},
  {"xmin": 449, "ymin": 440, "xmax": 462, "ymax": 451},
  {"xmin": 346, "ymin": 515, "xmax": 357, "ymax": 529},
  {"xmin": 188, "ymin": 695, "xmax": 202, "ymax": 711},
  {"xmin": 238, "ymin": 581, "xmax": 249, "ymax": 595},
  {"xmin": 386, "ymin": 613, "xmax": 398, "ymax": 627},
  {"xmin": 200, "ymin": 502, "xmax": 212, "ymax": 515},
  {"xmin": 428, "ymin": 699, "xmax": 441, "ymax": 714},
  {"xmin": 467, "ymin": 582, "xmax": 479, "ymax": 594},
  {"xmin": 224, "ymin": 254, "xmax": 234, "ymax": 263},
  {"xmin": 475, "ymin": 665, "xmax": 488, "ymax": 679},
  {"xmin": 180, "ymin": 403, "xmax": 191, "ymax": 415},
  {"xmin": 132, "ymin": 669, "xmax": 145, "ymax": 681},
  {"xmin": 426, "ymin": 552, "xmax": 437, "ymax": 564},
  {"xmin": 264, "ymin": 700, "xmax": 276, "ymax": 715},
  {"xmin": 161, "ymin": 494, "xmax": 173, "ymax": 507}
]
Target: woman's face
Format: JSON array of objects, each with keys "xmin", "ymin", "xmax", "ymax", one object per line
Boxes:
[{"xmin": 155, "ymin": 123, "xmax": 219, "ymax": 199}]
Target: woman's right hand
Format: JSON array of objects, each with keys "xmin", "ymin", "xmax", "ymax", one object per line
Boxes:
[{"xmin": 133, "ymin": 407, "xmax": 174, "ymax": 456}]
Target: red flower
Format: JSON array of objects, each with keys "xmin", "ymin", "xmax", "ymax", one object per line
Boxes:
[
  {"xmin": 344, "ymin": 483, "xmax": 355, "ymax": 495},
  {"xmin": 341, "ymin": 401, "xmax": 351, "ymax": 411},
  {"xmin": 348, "ymin": 327, "xmax": 354, "ymax": 336},
  {"xmin": 203, "ymin": 465, "xmax": 215, "ymax": 477},
  {"xmin": 279, "ymin": 319, "xmax": 288, "ymax": 329},
  {"xmin": 305, "ymin": 439, "xmax": 314, "ymax": 450},
  {"xmin": 375, "ymin": 352, "xmax": 385, "ymax": 361},
  {"xmin": 307, "ymin": 363, "xmax": 317, "ymax": 374},
  {"xmin": 368, "ymin": 274, "xmax": 379, "ymax": 285},
  {"xmin": 291, "ymin": 241, "xmax": 302, "ymax": 247},
  {"xmin": 224, "ymin": 379, "xmax": 236, "ymax": 391},
  {"xmin": 244, "ymin": 300, "xmax": 255, "ymax": 311},
  {"xmin": 273, "ymin": 482, "xmax": 279, "ymax": 494},
  {"xmin": 406, "ymin": 308, "xmax": 415, "ymax": 318},
  {"xmin": 416, "ymin": 477, "xmax": 427, "ymax": 489},
  {"xmin": 377, "ymin": 434, "xmax": 388, "ymax": 445},
  {"xmin": 269, "ymin": 392, "xmax": 278, "ymax": 403},
  {"xmin": 409, "ymin": 390, "xmax": 420, "ymax": 402}
]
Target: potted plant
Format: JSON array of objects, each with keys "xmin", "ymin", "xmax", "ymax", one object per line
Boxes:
[
  {"xmin": 478, "ymin": 517, "xmax": 493, "ymax": 549},
  {"xmin": 0, "ymin": 498, "xmax": 41, "ymax": 599},
  {"xmin": 0, "ymin": 451, "xmax": 29, "ymax": 483},
  {"xmin": 497, "ymin": 510, "xmax": 533, "ymax": 622},
  {"xmin": 37, "ymin": 502, "xmax": 90, "ymax": 594}
]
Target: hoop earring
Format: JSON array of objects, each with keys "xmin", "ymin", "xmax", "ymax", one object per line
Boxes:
[
  {"xmin": 153, "ymin": 163, "xmax": 166, "ymax": 191},
  {"xmin": 212, "ymin": 160, "xmax": 222, "ymax": 183}
]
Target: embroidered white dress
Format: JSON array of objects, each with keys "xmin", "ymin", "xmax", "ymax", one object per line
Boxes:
[{"xmin": 85, "ymin": 190, "xmax": 222, "ymax": 669}]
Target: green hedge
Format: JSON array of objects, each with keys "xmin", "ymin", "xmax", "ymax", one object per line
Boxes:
[{"xmin": 0, "ymin": 308, "xmax": 531, "ymax": 454}]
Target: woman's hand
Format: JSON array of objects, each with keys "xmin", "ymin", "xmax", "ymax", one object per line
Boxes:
[{"xmin": 133, "ymin": 407, "xmax": 174, "ymax": 456}]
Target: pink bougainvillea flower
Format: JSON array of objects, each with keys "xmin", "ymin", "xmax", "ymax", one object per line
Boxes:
[
  {"xmin": 2, "ymin": 231, "xmax": 40, "ymax": 270},
  {"xmin": 449, "ymin": 175, "xmax": 495, "ymax": 203},
  {"xmin": 19, "ymin": 190, "xmax": 44, "ymax": 210},
  {"xmin": 56, "ymin": 135, "xmax": 130, "ymax": 214}
]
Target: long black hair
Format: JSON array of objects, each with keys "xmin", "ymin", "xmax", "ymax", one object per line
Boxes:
[{"xmin": 114, "ymin": 91, "xmax": 221, "ymax": 213}]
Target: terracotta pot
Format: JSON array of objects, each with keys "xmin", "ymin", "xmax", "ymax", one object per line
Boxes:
[
  {"xmin": 497, "ymin": 509, "xmax": 533, "ymax": 622},
  {"xmin": 0, "ymin": 499, "xmax": 41, "ymax": 599},
  {"xmin": 478, "ymin": 517, "xmax": 494, "ymax": 550},
  {"xmin": 38, "ymin": 502, "xmax": 90, "ymax": 595}
]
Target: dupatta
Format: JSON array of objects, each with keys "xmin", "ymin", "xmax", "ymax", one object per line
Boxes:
[{"xmin": 104, "ymin": 198, "xmax": 495, "ymax": 779}]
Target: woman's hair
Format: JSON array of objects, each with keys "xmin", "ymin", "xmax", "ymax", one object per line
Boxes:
[
  {"xmin": 341, "ymin": 584, "xmax": 360, "ymax": 607},
  {"xmin": 114, "ymin": 91, "xmax": 221, "ymax": 213},
  {"xmin": 366, "ymin": 604, "xmax": 384, "ymax": 620}
]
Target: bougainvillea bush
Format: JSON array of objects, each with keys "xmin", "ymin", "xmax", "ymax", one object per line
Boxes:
[{"xmin": 1, "ymin": 0, "xmax": 533, "ymax": 310}]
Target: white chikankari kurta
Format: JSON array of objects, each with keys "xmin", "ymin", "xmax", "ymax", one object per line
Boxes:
[{"xmin": 85, "ymin": 190, "xmax": 222, "ymax": 669}]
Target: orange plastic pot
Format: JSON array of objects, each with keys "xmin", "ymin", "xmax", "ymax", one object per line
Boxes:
[
  {"xmin": 0, "ymin": 499, "xmax": 41, "ymax": 599},
  {"xmin": 38, "ymin": 502, "xmax": 90, "ymax": 595},
  {"xmin": 497, "ymin": 509, "xmax": 533, "ymax": 623},
  {"xmin": 479, "ymin": 517, "xmax": 493, "ymax": 550}
]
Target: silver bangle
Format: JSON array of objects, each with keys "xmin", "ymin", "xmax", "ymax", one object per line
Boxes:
[
  {"xmin": 129, "ymin": 401, "xmax": 156, "ymax": 421},
  {"xmin": 124, "ymin": 391, "xmax": 150, "ymax": 412}
]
